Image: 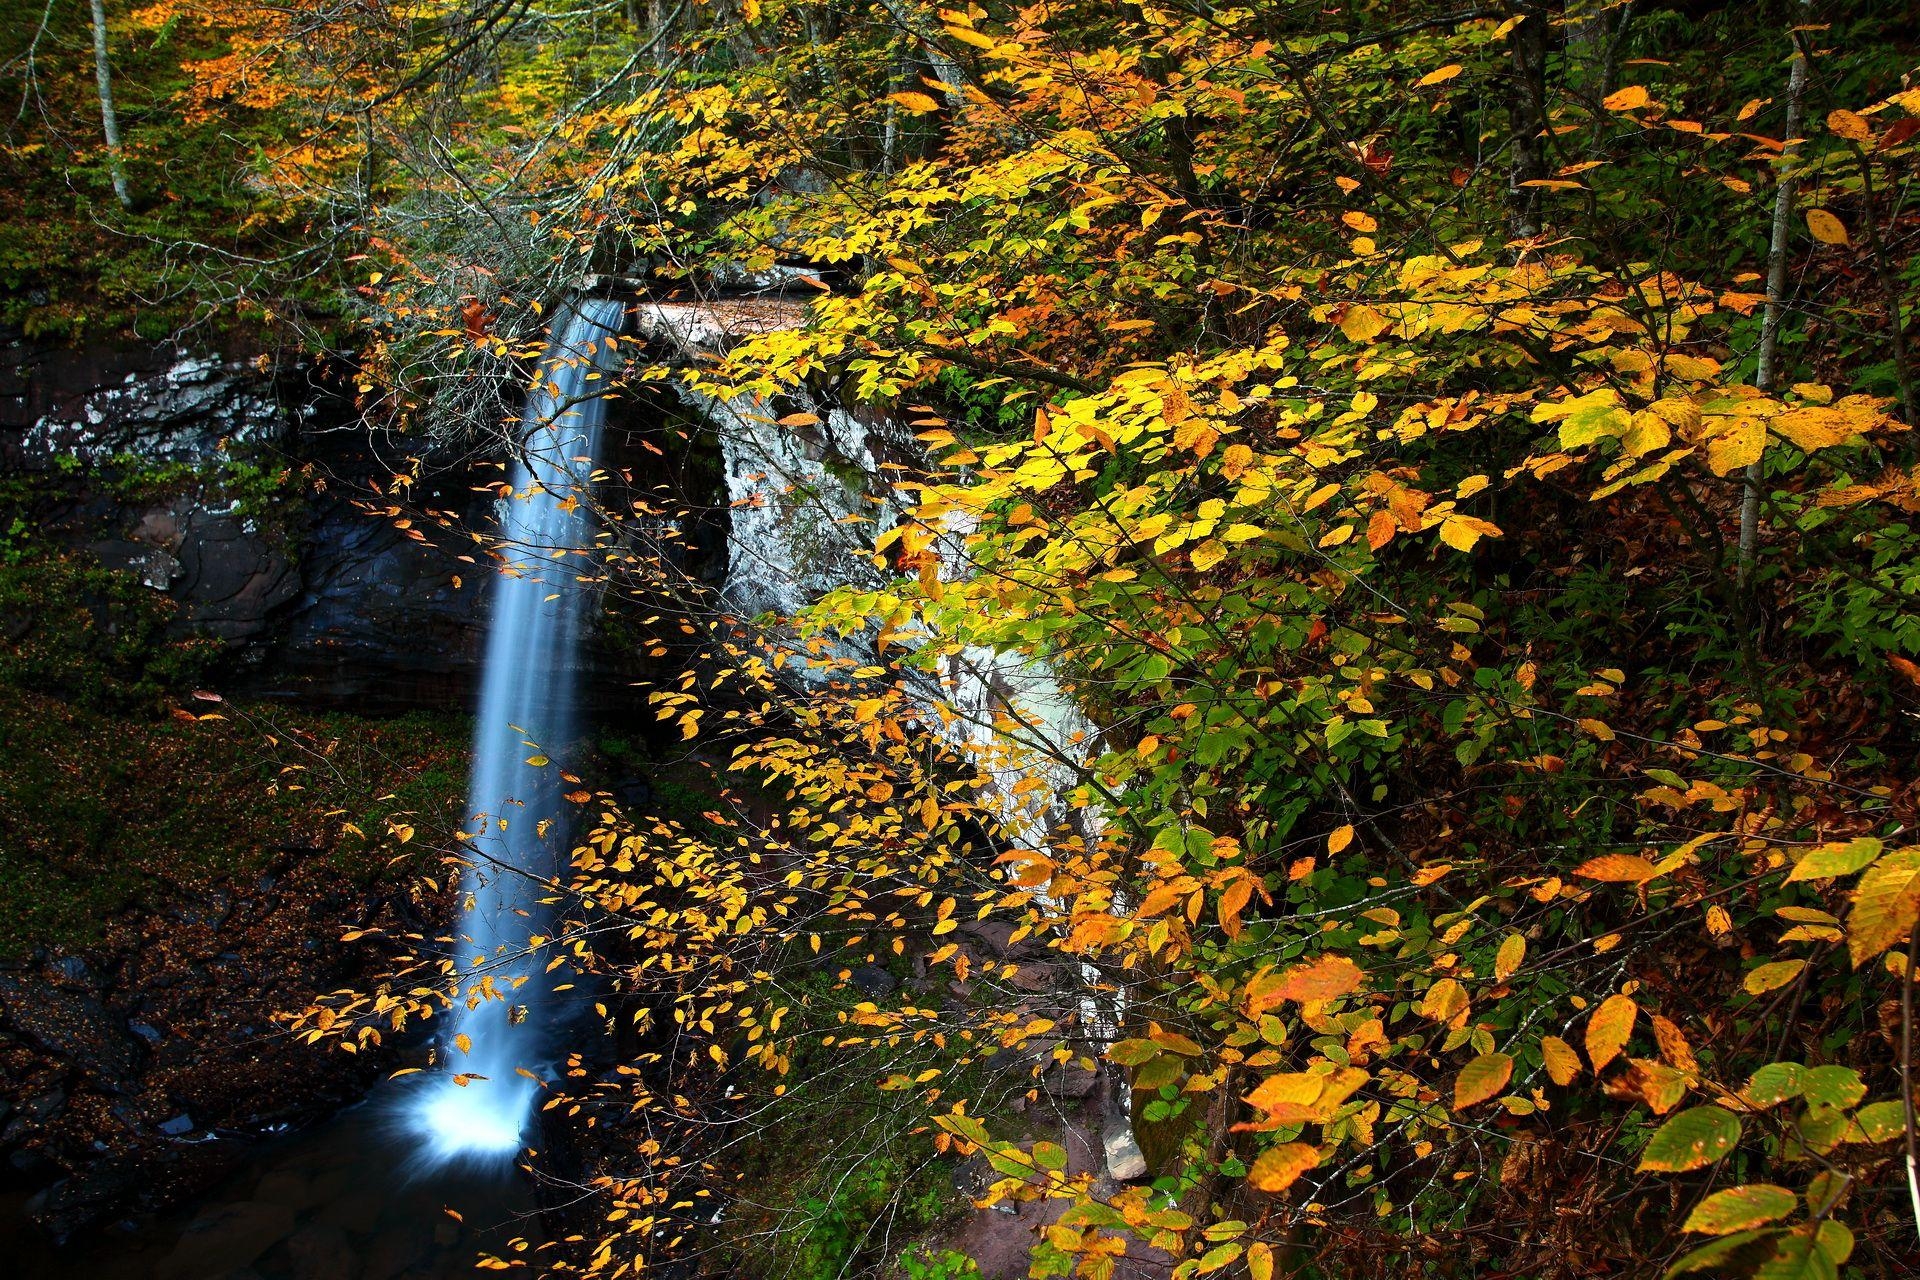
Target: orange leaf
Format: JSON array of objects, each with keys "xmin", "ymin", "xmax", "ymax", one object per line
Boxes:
[
  {"xmin": 1574, "ymin": 853, "xmax": 1659, "ymax": 884},
  {"xmin": 1806, "ymin": 208, "xmax": 1850, "ymax": 246},
  {"xmin": 1586, "ymin": 994, "xmax": 1638, "ymax": 1071},
  {"xmin": 1453, "ymin": 1052, "xmax": 1514, "ymax": 1110},
  {"xmin": 1247, "ymin": 1142, "xmax": 1321, "ymax": 1193}
]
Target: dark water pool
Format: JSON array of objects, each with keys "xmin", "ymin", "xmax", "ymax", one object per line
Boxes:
[{"xmin": 6, "ymin": 1090, "xmax": 542, "ymax": 1280}]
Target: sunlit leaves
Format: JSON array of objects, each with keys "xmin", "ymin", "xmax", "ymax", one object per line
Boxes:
[
  {"xmin": 1247, "ymin": 955, "xmax": 1365, "ymax": 1009},
  {"xmin": 1586, "ymin": 994, "xmax": 1638, "ymax": 1072},
  {"xmin": 1805, "ymin": 209, "xmax": 1850, "ymax": 246},
  {"xmin": 1682, "ymin": 1184, "xmax": 1796, "ymax": 1235},
  {"xmin": 1742, "ymin": 960, "xmax": 1805, "ymax": 995},
  {"xmin": 1640, "ymin": 1106, "xmax": 1742, "ymax": 1172},
  {"xmin": 1453, "ymin": 1053, "xmax": 1513, "ymax": 1110},
  {"xmin": 1540, "ymin": 1036, "xmax": 1583, "ymax": 1086},
  {"xmin": 1247, "ymin": 1143, "xmax": 1320, "ymax": 1193},
  {"xmin": 1786, "ymin": 838, "xmax": 1882, "ymax": 882},
  {"xmin": 1847, "ymin": 849, "xmax": 1920, "ymax": 965},
  {"xmin": 1493, "ymin": 934, "xmax": 1526, "ymax": 981}
]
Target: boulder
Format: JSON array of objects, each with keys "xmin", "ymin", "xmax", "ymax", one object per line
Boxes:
[
  {"xmin": 155, "ymin": 1200, "xmax": 297, "ymax": 1280},
  {"xmin": 172, "ymin": 510, "xmax": 300, "ymax": 642},
  {"xmin": 1102, "ymin": 1123, "xmax": 1148, "ymax": 1182},
  {"xmin": 286, "ymin": 1222, "xmax": 360, "ymax": 1280}
]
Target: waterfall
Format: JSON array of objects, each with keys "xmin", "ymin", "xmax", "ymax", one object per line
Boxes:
[{"xmin": 404, "ymin": 299, "xmax": 625, "ymax": 1165}]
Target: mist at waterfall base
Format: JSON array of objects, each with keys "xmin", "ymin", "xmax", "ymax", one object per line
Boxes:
[{"xmin": 400, "ymin": 299, "xmax": 626, "ymax": 1169}]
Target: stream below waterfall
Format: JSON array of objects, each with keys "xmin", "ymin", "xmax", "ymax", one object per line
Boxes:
[{"xmin": 6, "ymin": 1089, "xmax": 540, "ymax": 1279}]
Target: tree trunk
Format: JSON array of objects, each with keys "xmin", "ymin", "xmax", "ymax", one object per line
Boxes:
[
  {"xmin": 1505, "ymin": 2, "xmax": 1552, "ymax": 239},
  {"xmin": 89, "ymin": 0, "xmax": 132, "ymax": 210},
  {"xmin": 1737, "ymin": 4, "xmax": 1812, "ymax": 589}
]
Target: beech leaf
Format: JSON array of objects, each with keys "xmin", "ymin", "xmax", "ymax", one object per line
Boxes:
[
  {"xmin": 1683, "ymin": 1184, "xmax": 1796, "ymax": 1235},
  {"xmin": 1585, "ymin": 993, "xmax": 1637, "ymax": 1071},
  {"xmin": 1247, "ymin": 1142, "xmax": 1320, "ymax": 1193},
  {"xmin": 1805, "ymin": 208, "xmax": 1850, "ymax": 246},
  {"xmin": 1639, "ymin": 1105, "xmax": 1741, "ymax": 1172},
  {"xmin": 1453, "ymin": 1052, "xmax": 1513, "ymax": 1110}
]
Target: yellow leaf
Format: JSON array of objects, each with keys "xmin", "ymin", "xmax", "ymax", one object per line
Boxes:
[
  {"xmin": 1190, "ymin": 539, "xmax": 1229, "ymax": 571},
  {"xmin": 1703, "ymin": 417, "xmax": 1766, "ymax": 474},
  {"xmin": 942, "ymin": 24, "xmax": 997, "ymax": 50},
  {"xmin": 1417, "ymin": 64, "xmax": 1463, "ymax": 88},
  {"xmin": 1494, "ymin": 934, "xmax": 1526, "ymax": 981},
  {"xmin": 1586, "ymin": 994, "xmax": 1638, "ymax": 1071},
  {"xmin": 1341, "ymin": 210, "xmax": 1379, "ymax": 233},
  {"xmin": 455, "ymin": 1033, "xmax": 472, "ymax": 1055},
  {"xmin": 1706, "ymin": 904, "xmax": 1733, "ymax": 936},
  {"xmin": 1806, "ymin": 208, "xmax": 1850, "ymax": 246},
  {"xmin": 1541, "ymin": 1035, "xmax": 1582, "ymax": 1085},
  {"xmin": 1621, "ymin": 410, "xmax": 1672, "ymax": 457},
  {"xmin": 1247, "ymin": 1142, "xmax": 1320, "ymax": 1193},
  {"xmin": 1742, "ymin": 959, "xmax": 1805, "ymax": 995},
  {"xmin": 1847, "ymin": 849, "xmax": 1920, "ymax": 966},
  {"xmin": 1339, "ymin": 304, "xmax": 1391, "ymax": 343},
  {"xmin": 1604, "ymin": 85, "xmax": 1652, "ymax": 111},
  {"xmin": 888, "ymin": 91, "xmax": 942, "ymax": 114},
  {"xmin": 1454, "ymin": 1052, "xmax": 1514, "ymax": 1110},
  {"xmin": 1825, "ymin": 109, "xmax": 1873, "ymax": 143},
  {"xmin": 1438, "ymin": 513, "xmax": 1501, "ymax": 551},
  {"xmin": 1248, "ymin": 1242, "xmax": 1275, "ymax": 1280},
  {"xmin": 1328, "ymin": 824, "xmax": 1355, "ymax": 853}
]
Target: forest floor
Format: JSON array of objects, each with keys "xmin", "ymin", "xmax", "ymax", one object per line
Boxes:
[{"xmin": 0, "ymin": 689, "xmax": 470, "ymax": 1236}]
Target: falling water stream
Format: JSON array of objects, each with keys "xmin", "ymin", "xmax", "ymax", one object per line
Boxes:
[
  {"xmin": 8, "ymin": 302, "xmax": 628, "ymax": 1278},
  {"xmin": 404, "ymin": 299, "xmax": 627, "ymax": 1165}
]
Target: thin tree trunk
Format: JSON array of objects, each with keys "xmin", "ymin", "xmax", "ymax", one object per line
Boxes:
[
  {"xmin": 1505, "ymin": 2, "xmax": 1552, "ymax": 239},
  {"xmin": 1737, "ymin": 6, "xmax": 1812, "ymax": 588},
  {"xmin": 89, "ymin": 0, "xmax": 132, "ymax": 210}
]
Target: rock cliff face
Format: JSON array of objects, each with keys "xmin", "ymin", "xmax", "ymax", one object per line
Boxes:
[
  {"xmin": 1, "ymin": 339, "xmax": 299, "ymax": 470},
  {"xmin": 3, "ymin": 334, "xmax": 714, "ymax": 712},
  {"xmin": 3, "ymin": 337, "xmax": 497, "ymax": 704}
]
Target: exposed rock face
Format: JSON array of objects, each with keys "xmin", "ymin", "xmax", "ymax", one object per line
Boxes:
[
  {"xmin": 2, "ymin": 337, "xmax": 494, "ymax": 704},
  {"xmin": 248, "ymin": 464, "xmax": 490, "ymax": 708},
  {"xmin": 1, "ymin": 339, "xmax": 296, "ymax": 471}
]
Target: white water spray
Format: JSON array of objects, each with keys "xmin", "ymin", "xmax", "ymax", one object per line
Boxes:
[{"xmin": 404, "ymin": 299, "xmax": 625, "ymax": 1165}]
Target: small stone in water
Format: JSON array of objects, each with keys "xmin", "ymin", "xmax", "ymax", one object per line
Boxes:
[{"xmin": 159, "ymin": 1114, "xmax": 195, "ymax": 1136}]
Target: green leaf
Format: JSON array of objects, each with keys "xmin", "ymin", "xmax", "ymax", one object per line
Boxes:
[
  {"xmin": 1847, "ymin": 1099, "xmax": 1907, "ymax": 1143},
  {"xmin": 1134, "ymin": 1054, "xmax": 1185, "ymax": 1091},
  {"xmin": 1664, "ymin": 1230, "xmax": 1780, "ymax": 1278},
  {"xmin": 1682, "ymin": 1184, "xmax": 1796, "ymax": 1235},
  {"xmin": 1814, "ymin": 1220, "xmax": 1853, "ymax": 1265},
  {"xmin": 1031, "ymin": 1140, "xmax": 1068, "ymax": 1172},
  {"xmin": 1196, "ymin": 1241, "xmax": 1244, "ymax": 1273},
  {"xmin": 1107, "ymin": 1037, "xmax": 1160, "ymax": 1066},
  {"xmin": 1639, "ymin": 1105, "xmax": 1742, "ymax": 1172},
  {"xmin": 1742, "ymin": 1062, "xmax": 1804, "ymax": 1109},
  {"xmin": 1798, "ymin": 1065, "xmax": 1866, "ymax": 1109},
  {"xmin": 1785, "ymin": 837, "xmax": 1882, "ymax": 883},
  {"xmin": 1755, "ymin": 1227, "xmax": 1839, "ymax": 1280}
]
